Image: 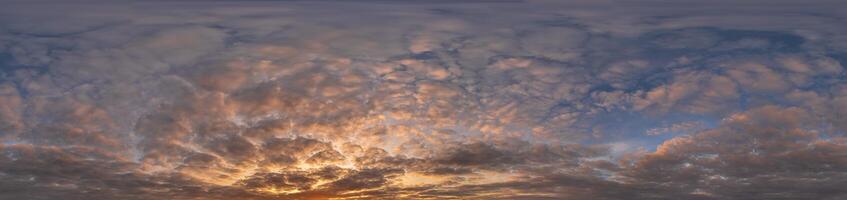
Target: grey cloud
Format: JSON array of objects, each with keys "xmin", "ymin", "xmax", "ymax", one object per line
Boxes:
[
  {"xmin": 1, "ymin": 0, "xmax": 847, "ymax": 199},
  {"xmin": 237, "ymin": 171, "xmax": 318, "ymax": 192},
  {"xmin": 620, "ymin": 106, "xmax": 847, "ymax": 200}
]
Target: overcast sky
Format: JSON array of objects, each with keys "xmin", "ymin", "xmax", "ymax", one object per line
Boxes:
[{"xmin": 1, "ymin": 0, "xmax": 847, "ymax": 199}]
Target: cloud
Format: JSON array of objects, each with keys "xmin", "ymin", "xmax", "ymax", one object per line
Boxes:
[
  {"xmin": 0, "ymin": 0, "xmax": 846, "ymax": 199},
  {"xmin": 621, "ymin": 106, "xmax": 847, "ymax": 200}
]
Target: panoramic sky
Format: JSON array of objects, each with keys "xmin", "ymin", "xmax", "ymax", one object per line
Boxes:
[{"xmin": 1, "ymin": 0, "xmax": 847, "ymax": 199}]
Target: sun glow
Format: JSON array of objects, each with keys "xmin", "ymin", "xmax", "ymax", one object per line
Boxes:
[{"xmin": 252, "ymin": 187, "xmax": 304, "ymax": 195}]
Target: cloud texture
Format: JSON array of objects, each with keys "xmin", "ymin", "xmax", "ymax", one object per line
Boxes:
[{"xmin": 1, "ymin": 0, "xmax": 846, "ymax": 199}]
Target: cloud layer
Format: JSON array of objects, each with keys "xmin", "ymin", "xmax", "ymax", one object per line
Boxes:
[{"xmin": 1, "ymin": 0, "xmax": 846, "ymax": 199}]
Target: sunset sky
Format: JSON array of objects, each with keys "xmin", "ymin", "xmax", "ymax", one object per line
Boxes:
[{"xmin": 1, "ymin": 0, "xmax": 847, "ymax": 199}]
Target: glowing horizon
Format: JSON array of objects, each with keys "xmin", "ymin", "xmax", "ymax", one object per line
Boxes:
[{"xmin": 1, "ymin": 0, "xmax": 847, "ymax": 199}]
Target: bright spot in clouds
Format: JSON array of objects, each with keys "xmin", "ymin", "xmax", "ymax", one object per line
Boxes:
[{"xmin": 1, "ymin": 0, "xmax": 847, "ymax": 199}]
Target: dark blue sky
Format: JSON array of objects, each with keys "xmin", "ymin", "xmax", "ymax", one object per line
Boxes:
[{"xmin": 1, "ymin": 1, "xmax": 846, "ymax": 199}]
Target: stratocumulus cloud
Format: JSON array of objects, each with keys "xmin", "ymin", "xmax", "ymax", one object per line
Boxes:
[{"xmin": 1, "ymin": 0, "xmax": 846, "ymax": 199}]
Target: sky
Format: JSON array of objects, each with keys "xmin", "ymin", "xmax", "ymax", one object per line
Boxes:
[{"xmin": 1, "ymin": 0, "xmax": 847, "ymax": 199}]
